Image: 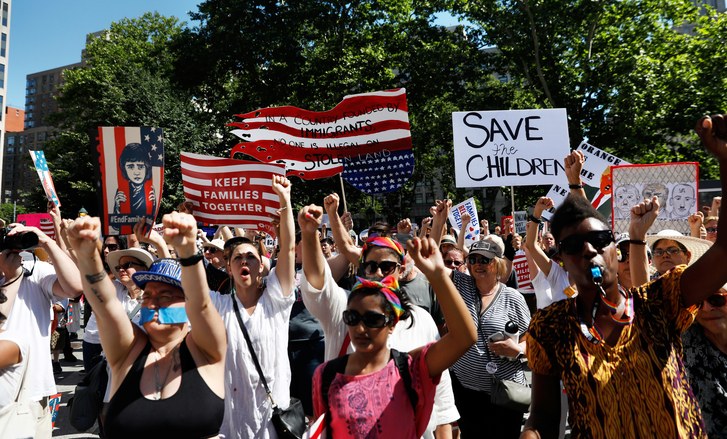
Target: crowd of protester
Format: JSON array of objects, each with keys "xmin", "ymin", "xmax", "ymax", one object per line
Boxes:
[{"xmin": 0, "ymin": 114, "xmax": 726, "ymax": 438}]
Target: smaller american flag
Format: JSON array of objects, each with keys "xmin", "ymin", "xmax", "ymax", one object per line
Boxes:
[
  {"xmin": 29, "ymin": 150, "xmax": 61, "ymax": 207},
  {"xmin": 39, "ymin": 217, "xmax": 56, "ymax": 240}
]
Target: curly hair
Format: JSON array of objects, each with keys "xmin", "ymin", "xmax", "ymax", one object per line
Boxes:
[{"xmin": 550, "ymin": 195, "xmax": 607, "ymax": 242}]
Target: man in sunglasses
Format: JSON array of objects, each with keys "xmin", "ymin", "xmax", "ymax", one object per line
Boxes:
[
  {"xmin": 522, "ymin": 114, "xmax": 727, "ymax": 439},
  {"xmin": 443, "ymin": 248, "xmax": 467, "ymax": 273},
  {"xmin": 299, "ymin": 202, "xmax": 461, "ymax": 439}
]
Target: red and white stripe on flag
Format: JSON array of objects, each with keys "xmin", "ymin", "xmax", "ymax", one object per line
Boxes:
[
  {"xmin": 229, "ymin": 88, "xmax": 411, "ymax": 180},
  {"xmin": 16, "ymin": 213, "xmax": 55, "ymax": 240},
  {"xmin": 180, "ymin": 152, "xmax": 285, "ymax": 236},
  {"xmin": 513, "ymin": 250, "xmax": 534, "ymax": 293},
  {"xmin": 303, "ymin": 413, "xmax": 327, "ymax": 439}
]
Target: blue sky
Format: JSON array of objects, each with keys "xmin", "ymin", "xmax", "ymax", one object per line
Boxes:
[
  {"xmin": 6, "ymin": 1, "xmax": 461, "ymax": 109},
  {"xmin": 6, "ymin": 0, "xmax": 200, "ymax": 108}
]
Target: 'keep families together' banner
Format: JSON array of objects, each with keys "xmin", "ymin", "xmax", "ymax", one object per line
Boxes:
[
  {"xmin": 452, "ymin": 109, "xmax": 570, "ymax": 187},
  {"xmin": 230, "ymin": 89, "xmax": 414, "ymax": 195}
]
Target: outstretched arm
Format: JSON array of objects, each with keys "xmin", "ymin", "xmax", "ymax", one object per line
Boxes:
[
  {"xmin": 520, "ymin": 372, "xmax": 562, "ymax": 439},
  {"xmin": 628, "ymin": 197, "xmax": 659, "ymax": 288},
  {"xmin": 682, "ymin": 114, "xmax": 727, "ymax": 305},
  {"xmin": 298, "ymin": 205, "xmax": 326, "ymax": 290},
  {"xmin": 525, "ymin": 197, "xmax": 554, "ymax": 276},
  {"xmin": 407, "ymin": 237, "xmax": 476, "ymax": 377},
  {"xmin": 66, "ymin": 217, "xmax": 136, "ymax": 368},
  {"xmin": 564, "ymin": 150, "xmax": 587, "ymax": 200},
  {"xmin": 271, "ymin": 176, "xmax": 296, "ymax": 296},
  {"xmin": 163, "ymin": 212, "xmax": 226, "ymax": 363},
  {"xmin": 429, "ymin": 199, "xmax": 451, "ymax": 247}
]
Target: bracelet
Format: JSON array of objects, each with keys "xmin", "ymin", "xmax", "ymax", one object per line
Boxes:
[
  {"xmin": 178, "ymin": 250, "xmax": 204, "ymax": 266},
  {"xmin": 569, "ymin": 183, "xmax": 584, "ymax": 189},
  {"xmin": 85, "ymin": 271, "xmax": 107, "ymax": 284},
  {"xmin": 528, "ymin": 215, "xmax": 542, "ymax": 224},
  {"xmin": 626, "ymin": 239, "xmax": 647, "ymax": 246}
]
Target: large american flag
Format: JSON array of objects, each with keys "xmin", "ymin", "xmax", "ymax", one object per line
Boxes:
[
  {"xmin": 180, "ymin": 152, "xmax": 285, "ymax": 237},
  {"xmin": 29, "ymin": 150, "xmax": 60, "ymax": 207},
  {"xmin": 229, "ymin": 89, "xmax": 414, "ymax": 194},
  {"xmin": 97, "ymin": 127, "xmax": 165, "ymax": 236}
]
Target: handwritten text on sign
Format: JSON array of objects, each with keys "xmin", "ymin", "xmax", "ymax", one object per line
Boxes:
[{"xmin": 452, "ymin": 109, "xmax": 570, "ymax": 187}]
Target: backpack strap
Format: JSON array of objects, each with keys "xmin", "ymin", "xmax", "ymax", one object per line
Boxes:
[
  {"xmin": 391, "ymin": 349, "xmax": 418, "ymax": 412},
  {"xmin": 321, "ymin": 354, "xmax": 349, "ymax": 433}
]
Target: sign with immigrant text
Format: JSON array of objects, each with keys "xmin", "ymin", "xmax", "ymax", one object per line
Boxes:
[
  {"xmin": 229, "ymin": 89, "xmax": 414, "ymax": 194},
  {"xmin": 452, "ymin": 108, "xmax": 570, "ymax": 187},
  {"xmin": 611, "ymin": 162, "xmax": 698, "ymax": 234},
  {"xmin": 97, "ymin": 127, "xmax": 165, "ymax": 236},
  {"xmin": 29, "ymin": 150, "xmax": 60, "ymax": 207},
  {"xmin": 180, "ymin": 152, "xmax": 285, "ymax": 237},
  {"xmin": 447, "ymin": 198, "xmax": 480, "ymax": 248},
  {"xmin": 542, "ymin": 141, "xmax": 630, "ymax": 221}
]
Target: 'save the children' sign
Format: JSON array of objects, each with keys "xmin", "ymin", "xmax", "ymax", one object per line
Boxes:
[{"xmin": 452, "ymin": 109, "xmax": 570, "ymax": 187}]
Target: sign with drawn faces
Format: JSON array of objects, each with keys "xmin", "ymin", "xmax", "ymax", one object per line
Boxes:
[{"xmin": 611, "ymin": 162, "xmax": 699, "ymax": 234}]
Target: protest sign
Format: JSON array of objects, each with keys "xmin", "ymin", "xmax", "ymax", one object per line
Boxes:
[
  {"xmin": 230, "ymin": 89, "xmax": 414, "ymax": 194},
  {"xmin": 447, "ymin": 198, "xmax": 480, "ymax": 248},
  {"xmin": 49, "ymin": 393, "xmax": 62, "ymax": 427},
  {"xmin": 542, "ymin": 141, "xmax": 630, "ymax": 221},
  {"xmin": 17, "ymin": 212, "xmax": 55, "ymax": 240},
  {"xmin": 513, "ymin": 211, "xmax": 527, "ymax": 235},
  {"xmin": 180, "ymin": 152, "xmax": 285, "ymax": 237},
  {"xmin": 611, "ymin": 162, "xmax": 699, "ymax": 234},
  {"xmin": 452, "ymin": 108, "xmax": 570, "ymax": 187},
  {"xmin": 512, "ymin": 250, "xmax": 534, "ymax": 293},
  {"xmin": 29, "ymin": 150, "xmax": 60, "ymax": 207},
  {"xmin": 97, "ymin": 127, "xmax": 165, "ymax": 236}
]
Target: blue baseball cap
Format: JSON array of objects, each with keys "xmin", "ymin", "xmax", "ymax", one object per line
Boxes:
[{"xmin": 132, "ymin": 258, "xmax": 182, "ymax": 289}]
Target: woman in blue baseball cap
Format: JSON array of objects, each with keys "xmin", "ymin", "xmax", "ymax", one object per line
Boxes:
[{"xmin": 67, "ymin": 212, "xmax": 227, "ymax": 438}]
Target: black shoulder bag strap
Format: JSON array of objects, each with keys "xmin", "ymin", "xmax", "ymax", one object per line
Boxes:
[
  {"xmin": 391, "ymin": 349, "xmax": 418, "ymax": 411},
  {"xmin": 231, "ymin": 295, "xmax": 278, "ymax": 408}
]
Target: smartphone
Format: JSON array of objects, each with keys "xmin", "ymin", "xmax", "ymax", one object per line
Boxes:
[{"xmin": 488, "ymin": 331, "xmax": 506, "ymax": 343}]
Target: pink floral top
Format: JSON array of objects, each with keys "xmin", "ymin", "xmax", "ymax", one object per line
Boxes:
[{"xmin": 312, "ymin": 343, "xmax": 440, "ymax": 438}]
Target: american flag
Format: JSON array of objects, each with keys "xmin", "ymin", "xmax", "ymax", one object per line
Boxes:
[
  {"xmin": 97, "ymin": 127, "xmax": 165, "ymax": 236},
  {"xmin": 16, "ymin": 213, "xmax": 56, "ymax": 240},
  {"xmin": 229, "ymin": 89, "xmax": 414, "ymax": 194},
  {"xmin": 29, "ymin": 150, "xmax": 61, "ymax": 207},
  {"xmin": 180, "ymin": 152, "xmax": 285, "ymax": 237}
]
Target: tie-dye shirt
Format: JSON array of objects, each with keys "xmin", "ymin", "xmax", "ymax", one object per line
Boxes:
[{"xmin": 527, "ymin": 265, "xmax": 707, "ymax": 438}]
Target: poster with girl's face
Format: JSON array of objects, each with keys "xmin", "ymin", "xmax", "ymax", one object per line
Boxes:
[{"xmin": 97, "ymin": 127, "xmax": 164, "ymax": 236}]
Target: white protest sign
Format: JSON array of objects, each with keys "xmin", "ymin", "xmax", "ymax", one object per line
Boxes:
[
  {"xmin": 513, "ymin": 211, "xmax": 528, "ymax": 235},
  {"xmin": 448, "ymin": 198, "xmax": 480, "ymax": 248},
  {"xmin": 611, "ymin": 162, "xmax": 698, "ymax": 234},
  {"xmin": 541, "ymin": 141, "xmax": 630, "ymax": 221},
  {"xmin": 452, "ymin": 108, "xmax": 570, "ymax": 187}
]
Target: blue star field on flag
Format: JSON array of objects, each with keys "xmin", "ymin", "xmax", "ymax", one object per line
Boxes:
[
  {"xmin": 141, "ymin": 127, "xmax": 165, "ymax": 167},
  {"xmin": 342, "ymin": 150, "xmax": 415, "ymax": 195}
]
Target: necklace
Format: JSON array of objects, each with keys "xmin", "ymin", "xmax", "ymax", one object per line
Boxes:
[
  {"xmin": 152, "ymin": 348, "xmax": 176, "ymax": 400},
  {"xmin": 577, "ymin": 285, "xmax": 634, "ymax": 345}
]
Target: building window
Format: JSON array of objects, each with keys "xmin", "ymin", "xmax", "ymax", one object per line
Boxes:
[
  {"xmin": 0, "ymin": 33, "xmax": 6, "ymax": 57},
  {"xmin": 2, "ymin": 3, "xmax": 8, "ymax": 27},
  {"xmin": 0, "ymin": 63, "xmax": 5, "ymax": 88}
]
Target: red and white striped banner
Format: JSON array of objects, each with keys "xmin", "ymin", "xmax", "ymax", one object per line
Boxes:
[
  {"xmin": 230, "ymin": 88, "xmax": 412, "ymax": 181},
  {"xmin": 180, "ymin": 152, "xmax": 285, "ymax": 236},
  {"xmin": 16, "ymin": 213, "xmax": 56, "ymax": 240},
  {"xmin": 97, "ymin": 126, "xmax": 165, "ymax": 236}
]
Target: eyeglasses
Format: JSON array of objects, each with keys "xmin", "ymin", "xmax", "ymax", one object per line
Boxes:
[
  {"xmin": 444, "ymin": 259, "xmax": 464, "ymax": 267},
  {"xmin": 705, "ymin": 294, "xmax": 727, "ymax": 308},
  {"xmin": 106, "ymin": 244, "xmax": 119, "ymax": 251},
  {"xmin": 652, "ymin": 247, "xmax": 683, "ymax": 258},
  {"xmin": 114, "ymin": 261, "xmax": 146, "ymax": 271},
  {"xmin": 467, "ymin": 255, "xmax": 493, "ymax": 265},
  {"xmin": 706, "ymin": 227, "xmax": 718, "ymax": 234},
  {"xmin": 203, "ymin": 247, "xmax": 221, "ymax": 253},
  {"xmin": 558, "ymin": 230, "xmax": 614, "ymax": 255},
  {"xmin": 362, "ymin": 260, "xmax": 400, "ymax": 276},
  {"xmin": 342, "ymin": 309, "xmax": 391, "ymax": 328},
  {"xmin": 368, "ymin": 228, "xmax": 390, "ymax": 238}
]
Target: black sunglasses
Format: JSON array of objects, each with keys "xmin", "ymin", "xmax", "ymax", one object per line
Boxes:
[
  {"xmin": 706, "ymin": 227, "xmax": 718, "ymax": 234},
  {"xmin": 115, "ymin": 261, "xmax": 145, "ymax": 271},
  {"xmin": 342, "ymin": 309, "xmax": 391, "ymax": 328},
  {"xmin": 444, "ymin": 259, "xmax": 464, "ymax": 267},
  {"xmin": 467, "ymin": 255, "xmax": 493, "ymax": 265},
  {"xmin": 362, "ymin": 260, "xmax": 400, "ymax": 276},
  {"xmin": 106, "ymin": 244, "xmax": 119, "ymax": 251},
  {"xmin": 558, "ymin": 230, "xmax": 615, "ymax": 255},
  {"xmin": 705, "ymin": 294, "xmax": 727, "ymax": 308}
]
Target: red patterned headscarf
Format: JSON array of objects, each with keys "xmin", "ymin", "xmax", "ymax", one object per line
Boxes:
[
  {"xmin": 360, "ymin": 236, "xmax": 404, "ymax": 264},
  {"xmin": 350, "ymin": 275, "xmax": 403, "ymax": 323}
]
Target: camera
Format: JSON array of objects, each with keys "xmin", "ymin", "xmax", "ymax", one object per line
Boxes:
[{"xmin": 0, "ymin": 228, "xmax": 39, "ymax": 251}]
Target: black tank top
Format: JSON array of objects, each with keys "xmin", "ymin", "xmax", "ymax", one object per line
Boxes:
[{"xmin": 104, "ymin": 338, "xmax": 224, "ymax": 438}]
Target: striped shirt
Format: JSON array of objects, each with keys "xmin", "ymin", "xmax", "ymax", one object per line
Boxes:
[{"xmin": 450, "ymin": 270, "xmax": 531, "ymax": 392}]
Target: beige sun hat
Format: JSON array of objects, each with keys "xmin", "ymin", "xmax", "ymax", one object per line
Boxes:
[
  {"xmin": 645, "ymin": 229, "xmax": 712, "ymax": 265},
  {"xmin": 107, "ymin": 248, "xmax": 155, "ymax": 278}
]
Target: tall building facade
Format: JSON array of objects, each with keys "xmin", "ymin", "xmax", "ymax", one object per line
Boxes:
[
  {"xmin": 2, "ymin": 106, "xmax": 31, "ymax": 204},
  {"xmin": 0, "ymin": 0, "xmax": 11, "ymax": 203}
]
